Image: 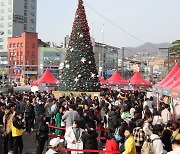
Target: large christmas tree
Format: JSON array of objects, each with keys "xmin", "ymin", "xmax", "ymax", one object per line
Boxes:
[{"xmin": 60, "ymin": 0, "xmax": 100, "ymax": 92}]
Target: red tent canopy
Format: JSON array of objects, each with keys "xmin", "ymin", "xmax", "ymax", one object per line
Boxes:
[
  {"xmin": 31, "ymin": 69, "xmax": 59, "ymax": 86},
  {"xmin": 160, "ymin": 68, "xmax": 180, "ymax": 88},
  {"xmin": 156, "ymin": 64, "xmax": 179, "ymax": 87},
  {"xmin": 129, "ymin": 72, "xmax": 152, "ymax": 86},
  {"xmin": 107, "ymin": 70, "xmax": 128, "ymax": 85},
  {"xmin": 173, "ymin": 84, "xmax": 180, "ymax": 91},
  {"xmin": 99, "ymin": 77, "xmax": 107, "ymax": 85},
  {"xmin": 167, "ymin": 75, "xmax": 180, "ymax": 89}
]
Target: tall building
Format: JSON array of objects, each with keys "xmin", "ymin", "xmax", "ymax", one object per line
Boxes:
[
  {"xmin": 0, "ymin": 0, "xmax": 37, "ymax": 53},
  {"xmin": 8, "ymin": 32, "xmax": 38, "ymax": 85}
]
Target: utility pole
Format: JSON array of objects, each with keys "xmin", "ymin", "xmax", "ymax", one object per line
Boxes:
[
  {"xmin": 10, "ymin": 55, "xmax": 12, "ymax": 86},
  {"xmin": 122, "ymin": 47, "xmax": 125, "ymax": 77},
  {"xmin": 159, "ymin": 48, "xmax": 170, "ymax": 72}
]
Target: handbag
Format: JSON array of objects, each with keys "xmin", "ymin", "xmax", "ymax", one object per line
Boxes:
[{"xmin": 114, "ymin": 127, "xmax": 122, "ymax": 142}]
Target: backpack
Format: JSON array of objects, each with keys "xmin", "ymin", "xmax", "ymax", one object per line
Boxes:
[
  {"xmin": 114, "ymin": 126, "xmax": 122, "ymax": 142},
  {"xmin": 141, "ymin": 136, "xmax": 160, "ymax": 154}
]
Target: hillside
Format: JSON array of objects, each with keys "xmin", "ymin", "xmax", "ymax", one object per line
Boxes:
[{"xmin": 123, "ymin": 42, "xmax": 172, "ymax": 57}]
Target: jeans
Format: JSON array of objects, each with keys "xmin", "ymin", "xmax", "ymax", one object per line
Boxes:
[{"xmin": 13, "ymin": 136, "xmax": 23, "ymax": 154}]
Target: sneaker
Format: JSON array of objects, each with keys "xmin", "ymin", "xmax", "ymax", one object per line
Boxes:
[{"xmin": 8, "ymin": 151, "xmax": 13, "ymax": 154}]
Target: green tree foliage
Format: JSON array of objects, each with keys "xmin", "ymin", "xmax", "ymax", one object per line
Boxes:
[
  {"xmin": 169, "ymin": 40, "xmax": 180, "ymax": 67},
  {"xmin": 170, "ymin": 40, "xmax": 180, "ymax": 53},
  {"xmin": 60, "ymin": 0, "xmax": 100, "ymax": 92}
]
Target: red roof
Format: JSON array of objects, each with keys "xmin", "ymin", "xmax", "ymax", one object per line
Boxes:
[
  {"xmin": 160, "ymin": 68, "xmax": 180, "ymax": 88},
  {"xmin": 129, "ymin": 72, "xmax": 152, "ymax": 86},
  {"xmin": 31, "ymin": 69, "xmax": 59, "ymax": 86},
  {"xmin": 99, "ymin": 77, "xmax": 107, "ymax": 85},
  {"xmin": 107, "ymin": 70, "xmax": 128, "ymax": 85},
  {"xmin": 156, "ymin": 64, "xmax": 179, "ymax": 87}
]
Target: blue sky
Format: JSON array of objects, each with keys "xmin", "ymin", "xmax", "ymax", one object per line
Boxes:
[{"xmin": 37, "ymin": 0, "xmax": 180, "ymax": 47}]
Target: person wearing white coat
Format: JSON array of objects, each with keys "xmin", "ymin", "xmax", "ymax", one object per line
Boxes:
[
  {"xmin": 65, "ymin": 120, "xmax": 84, "ymax": 154},
  {"xmin": 150, "ymin": 124, "xmax": 167, "ymax": 154}
]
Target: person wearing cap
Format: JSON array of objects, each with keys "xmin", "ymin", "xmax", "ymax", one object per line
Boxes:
[
  {"xmin": 12, "ymin": 111, "xmax": 24, "ymax": 154},
  {"xmin": 45, "ymin": 137, "xmax": 63, "ymax": 154}
]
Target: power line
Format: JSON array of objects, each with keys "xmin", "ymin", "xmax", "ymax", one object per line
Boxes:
[{"xmin": 84, "ymin": 1, "xmax": 160, "ymax": 51}]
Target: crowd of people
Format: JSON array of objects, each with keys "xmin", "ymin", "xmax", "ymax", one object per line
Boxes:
[{"xmin": 0, "ymin": 90, "xmax": 179, "ymax": 154}]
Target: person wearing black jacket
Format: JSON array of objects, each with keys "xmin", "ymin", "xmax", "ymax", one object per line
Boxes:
[
  {"xmin": 36, "ymin": 114, "xmax": 49, "ymax": 154},
  {"xmin": 108, "ymin": 106, "xmax": 121, "ymax": 131},
  {"xmin": 12, "ymin": 111, "xmax": 24, "ymax": 154},
  {"xmin": 81, "ymin": 124, "xmax": 98, "ymax": 154},
  {"xmin": 24, "ymin": 100, "xmax": 34, "ymax": 134}
]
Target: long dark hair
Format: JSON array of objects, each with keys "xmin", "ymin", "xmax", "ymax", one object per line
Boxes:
[{"xmin": 105, "ymin": 129, "xmax": 115, "ymax": 140}]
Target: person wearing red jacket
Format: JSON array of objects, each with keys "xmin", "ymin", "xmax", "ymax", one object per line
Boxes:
[{"xmin": 105, "ymin": 129, "xmax": 119, "ymax": 154}]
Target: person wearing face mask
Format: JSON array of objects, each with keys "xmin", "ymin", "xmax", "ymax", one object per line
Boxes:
[
  {"xmin": 65, "ymin": 120, "xmax": 84, "ymax": 154},
  {"xmin": 12, "ymin": 111, "xmax": 24, "ymax": 154}
]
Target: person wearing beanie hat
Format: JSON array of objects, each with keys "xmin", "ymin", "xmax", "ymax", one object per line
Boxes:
[{"xmin": 45, "ymin": 138, "xmax": 64, "ymax": 154}]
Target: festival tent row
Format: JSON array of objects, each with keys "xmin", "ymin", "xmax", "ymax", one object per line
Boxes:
[
  {"xmin": 31, "ymin": 69, "xmax": 151, "ymax": 92},
  {"xmin": 154, "ymin": 63, "xmax": 180, "ymax": 97},
  {"xmin": 99, "ymin": 70, "xmax": 152, "ymax": 88},
  {"xmin": 153, "ymin": 63, "xmax": 180, "ymax": 120}
]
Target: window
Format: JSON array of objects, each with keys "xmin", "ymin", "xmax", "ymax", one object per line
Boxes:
[
  {"xmin": 0, "ymin": 38, "xmax": 3, "ymax": 42},
  {"xmin": 24, "ymin": 3, "xmax": 28, "ymax": 9},
  {"xmin": 8, "ymin": 0, "xmax": 12, "ymax": 5},
  {"xmin": 8, "ymin": 22, "xmax": 12, "ymax": 27},
  {"xmin": 8, "ymin": 15, "xmax": 12, "ymax": 19},
  {"xmin": 25, "ymin": 0, "xmax": 28, "ymax": 2},
  {"xmin": 32, "ymin": 52, "xmax": 35, "ymax": 57},
  {"xmin": 31, "ymin": 0, "xmax": 35, "ymax": 2},
  {"xmin": 24, "ymin": 10, "xmax": 27, "ymax": 16},
  {"xmin": 26, "ymin": 51, "xmax": 29, "ymax": 56},
  {"xmin": 0, "ymin": 16, "xmax": 4, "ymax": 21},
  {"xmin": 0, "ymin": 9, "xmax": 4, "ymax": 13},
  {"xmin": 0, "ymin": 23, "xmax": 4, "ymax": 28},
  {"xmin": 31, "ymin": 19, "xmax": 34, "ymax": 23},
  {"xmin": 24, "ymin": 24, "xmax": 27, "ymax": 31},
  {"xmin": 32, "ymin": 43, "xmax": 35, "ymax": 48},
  {"xmin": 1, "ymin": 2, "xmax": 4, "ymax": 6},
  {"xmin": 24, "ymin": 17, "xmax": 27, "ymax": 23},
  {"xmin": 8, "ymin": 8, "xmax": 12, "ymax": 12},
  {"xmin": 8, "ymin": 30, "xmax": 12, "ymax": 34},
  {"xmin": 0, "ymin": 45, "xmax": 3, "ymax": 49},
  {"xmin": 32, "ymin": 60, "xmax": 35, "ymax": 65},
  {"xmin": 26, "ymin": 43, "xmax": 30, "ymax": 48},
  {"xmin": 31, "ymin": 12, "xmax": 34, "ymax": 16},
  {"xmin": 31, "ymin": 4, "xmax": 35, "ymax": 9},
  {"xmin": 30, "ymin": 26, "xmax": 35, "ymax": 30}
]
